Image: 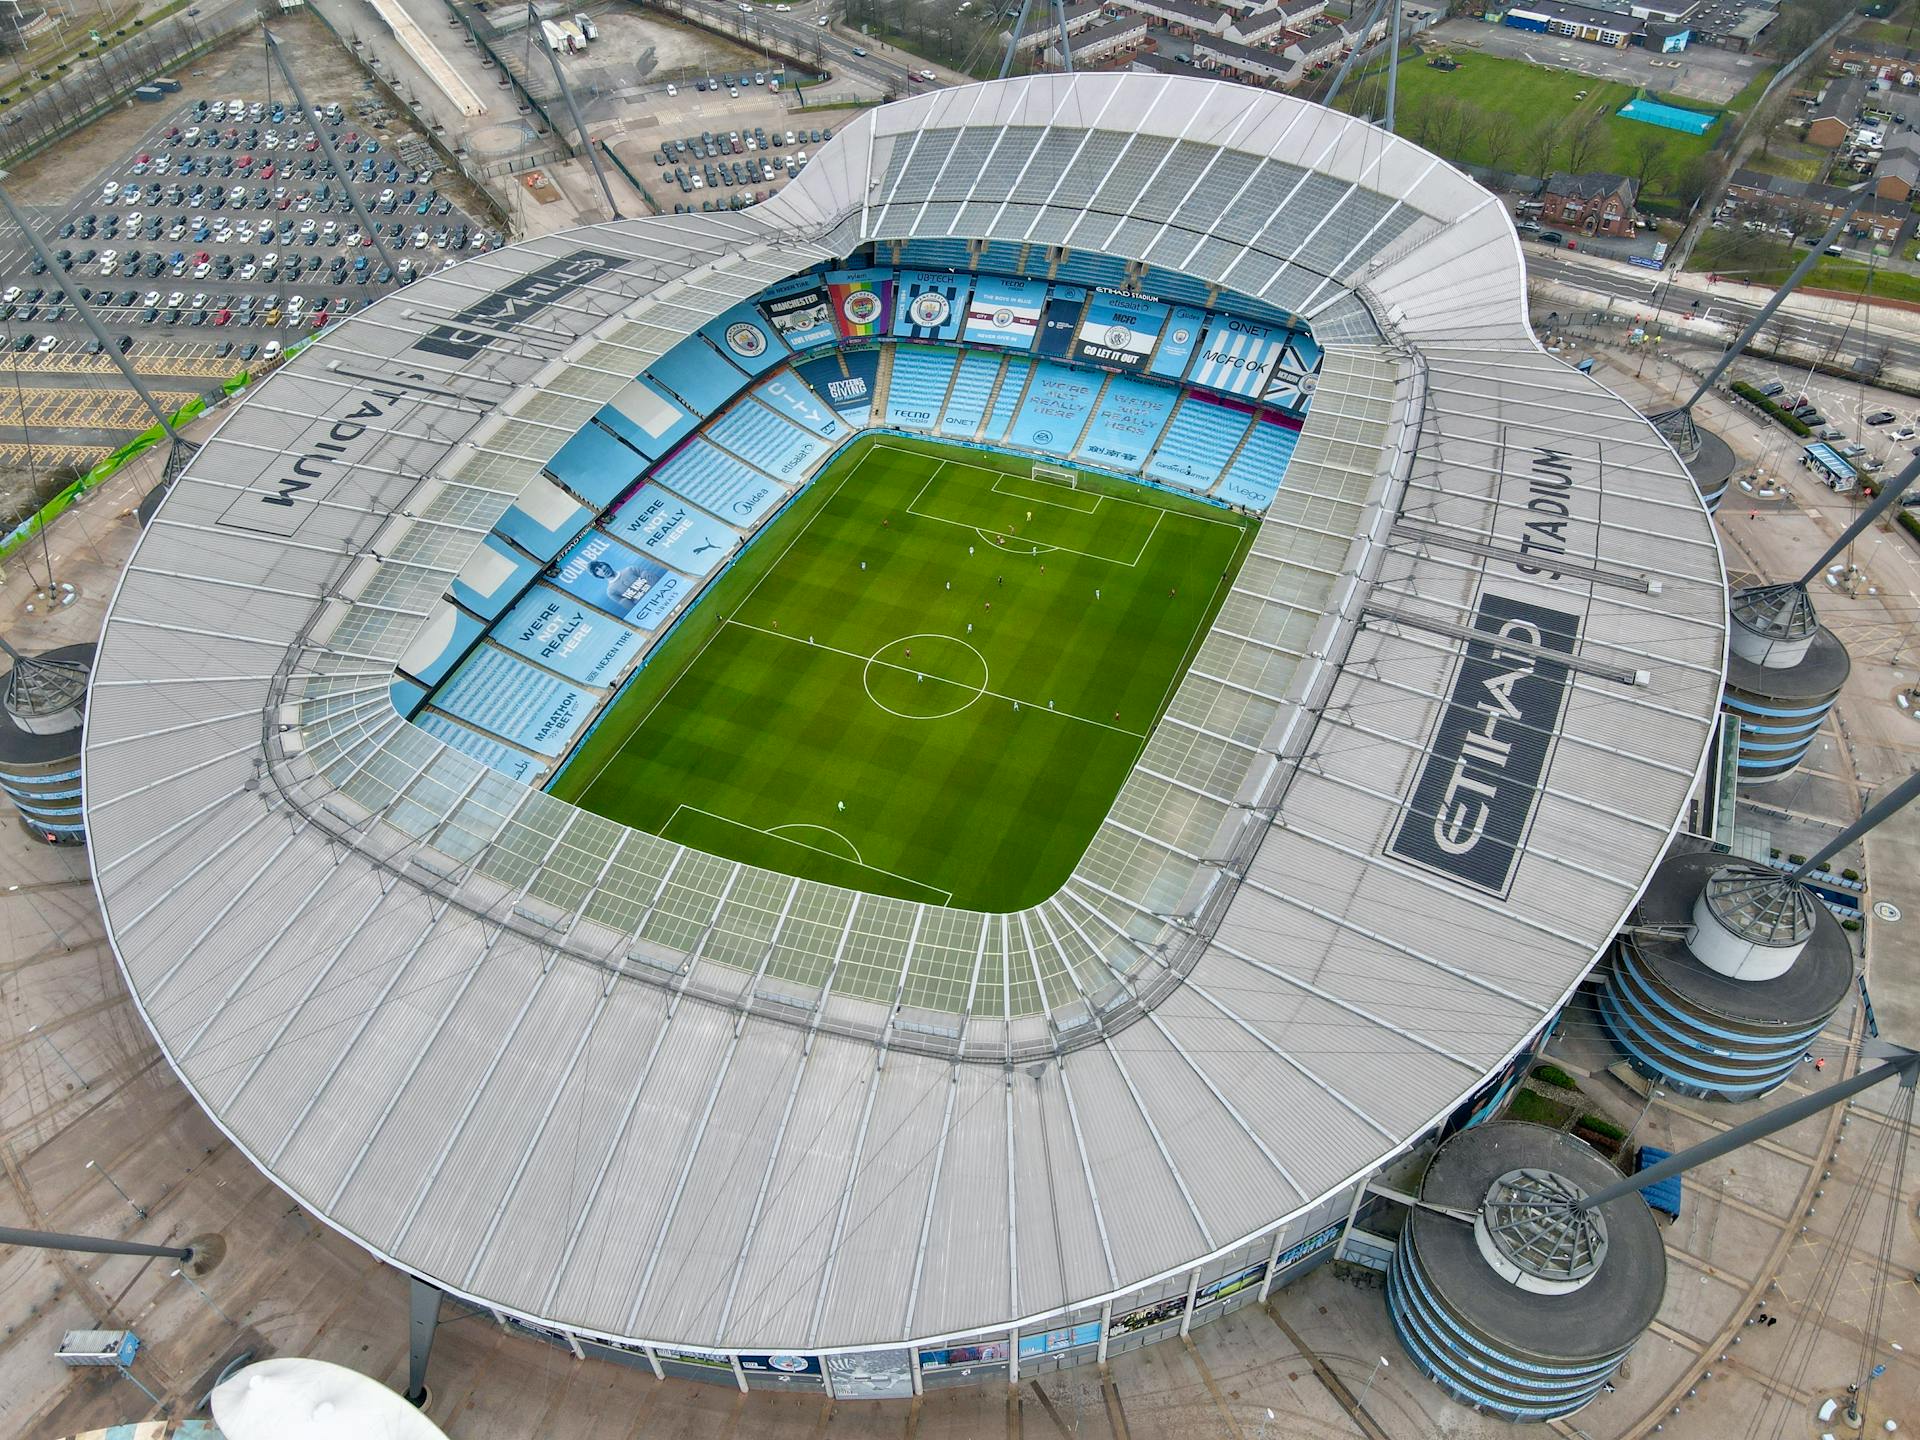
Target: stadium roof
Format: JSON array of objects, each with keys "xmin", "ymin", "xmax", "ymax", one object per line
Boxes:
[{"xmin": 85, "ymin": 74, "xmax": 1727, "ymax": 1355}]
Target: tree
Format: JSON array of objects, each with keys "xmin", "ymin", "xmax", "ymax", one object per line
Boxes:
[
  {"xmin": 1428, "ymin": 95, "xmax": 1466, "ymax": 156},
  {"xmin": 1482, "ymin": 108, "xmax": 1519, "ymax": 173},
  {"xmin": 1563, "ymin": 115, "xmax": 1606, "ymax": 173},
  {"xmin": 1525, "ymin": 117, "xmax": 1563, "ymax": 178},
  {"xmin": 1668, "ymin": 154, "xmax": 1717, "ymax": 210},
  {"xmin": 1627, "ymin": 129, "xmax": 1669, "ymax": 196}
]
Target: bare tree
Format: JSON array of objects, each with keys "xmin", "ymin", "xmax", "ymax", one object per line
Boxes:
[
  {"xmin": 1429, "ymin": 95, "xmax": 1467, "ymax": 156},
  {"xmin": 1525, "ymin": 117, "xmax": 1563, "ymax": 179},
  {"xmin": 1627, "ymin": 129, "xmax": 1669, "ymax": 196},
  {"xmin": 1563, "ymin": 115, "xmax": 1606, "ymax": 173},
  {"xmin": 1482, "ymin": 108, "xmax": 1519, "ymax": 173}
]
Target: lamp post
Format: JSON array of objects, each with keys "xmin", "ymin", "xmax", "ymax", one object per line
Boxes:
[
  {"xmin": 1623, "ymin": 1087, "xmax": 1668, "ymax": 1150},
  {"xmin": 85, "ymin": 1159, "xmax": 147, "ymax": 1220},
  {"xmin": 171, "ymin": 1266, "xmax": 237, "ymax": 1327},
  {"xmin": 1357, "ymin": 1355, "xmax": 1389, "ymax": 1413}
]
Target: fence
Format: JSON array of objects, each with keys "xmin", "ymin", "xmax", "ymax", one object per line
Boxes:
[
  {"xmin": 0, "ymin": 8, "xmax": 255, "ymax": 169},
  {"xmin": 0, "ymin": 337, "xmax": 321, "ymax": 566}
]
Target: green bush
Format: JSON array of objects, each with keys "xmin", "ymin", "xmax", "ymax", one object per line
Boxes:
[
  {"xmin": 1531, "ymin": 1063, "xmax": 1581, "ymax": 1091},
  {"xmin": 1732, "ymin": 380, "xmax": 1813, "ymax": 437},
  {"xmin": 1842, "ymin": 867, "xmax": 1860, "ymax": 882},
  {"xmin": 1770, "ymin": 847, "xmax": 1782, "ymax": 858},
  {"xmin": 1789, "ymin": 853, "xmax": 1807, "ymax": 865},
  {"xmin": 1579, "ymin": 1113, "xmax": 1629, "ymax": 1141},
  {"xmin": 1901, "ymin": 510, "xmax": 1920, "ymax": 544},
  {"xmin": 1843, "ymin": 918, "xmax": 1862, "ymax": 931}
]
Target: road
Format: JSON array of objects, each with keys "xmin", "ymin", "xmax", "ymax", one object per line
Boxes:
[
  {"xmin": 665, "ymin": 0, "xmax": 960, "ymax": 95},
  {"xmin": 1527, "ymin": 247, "xmax": 1920, "ymax": 377}
]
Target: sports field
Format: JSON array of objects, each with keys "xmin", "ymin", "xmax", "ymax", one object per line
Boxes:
[{"xmin": 549, "ymin": 434, "xmax": 1258, "ymax": 911}]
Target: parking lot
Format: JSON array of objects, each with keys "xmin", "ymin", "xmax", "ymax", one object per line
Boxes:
[
  {"xmin": 0, "ymin": 91, "xmax": 500, "ymax": 369},
  {"xmin": 650, "ymin": 107, "xmax": 836, "ymax": 213}
]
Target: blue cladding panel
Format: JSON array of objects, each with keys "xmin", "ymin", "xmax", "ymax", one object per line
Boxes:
[
  {"xmin": 547, "ymin": 422, "xmax": 647, "ymax": 510},
  {"xmin": 646, "ymin": 336, "xmax": 752, "ymax": 416}
]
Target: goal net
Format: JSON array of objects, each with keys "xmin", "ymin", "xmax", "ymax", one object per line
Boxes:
[{"xmin": 1031, "ymin": 461, "xmax": 1078, "ymax": 490}]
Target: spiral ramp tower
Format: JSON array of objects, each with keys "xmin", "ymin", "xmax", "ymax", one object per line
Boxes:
[
  {"xmin": 1386, "ymin": 1122, "xmax": 1666, "ymax": 1422},
  {"xmin": 1721, "ymin": 580, "xmax": 1850, "ymax": 783},
  {"xmin": 1600, "ymin": 847, "xmax": 1853, "ymax": 1099}
]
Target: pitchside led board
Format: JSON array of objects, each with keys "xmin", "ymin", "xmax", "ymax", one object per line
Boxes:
[{"xmin": 547, "ymin": 529, "xmax": 687, "ymax": 630}]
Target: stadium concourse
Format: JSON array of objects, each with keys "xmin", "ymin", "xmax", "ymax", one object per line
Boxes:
[{"xmin": 82, "ymin": 73, "xmax": 1729, "ymax": 1401}]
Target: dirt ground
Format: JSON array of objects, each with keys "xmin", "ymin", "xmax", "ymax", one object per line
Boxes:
[{"xmin": 6, "ymin": 11, "xmax": 376, "ymax": 208}]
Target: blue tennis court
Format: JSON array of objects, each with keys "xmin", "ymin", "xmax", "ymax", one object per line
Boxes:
[{"xmin": 1616, "ymin": 97, "xmax": 1717, "ymax": 135}]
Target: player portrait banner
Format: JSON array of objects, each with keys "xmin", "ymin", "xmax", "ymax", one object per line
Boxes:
[
  {"xmin": 962, "ymin": 274, "xmax": 1046, "ymax": 349},
  {"xmin": 1148, "ymin": 305, "xmax": 1208, "ymax": 381},
  {"xmin": 892, "ymin": 269, "xmax": 972, "ymax": 342},
  {"xmin": 495, "ymin": 585, "xmax": 644, "ymax": 688},
  {"xmin": 1036, "ymin": 285, "xmax": 1086, "ymax": 359},
  {"xmin": 1188, "ymin": 315, "xmax": 1288, "ymax": 398},
  {"xmin": 547, "ymin": 529, "xmax": 686, "ymax": 630},
  {"xmin": 756, "ymin": 280, "xmax": 838, "ymax": 351},
  {"xmin": 827, "ymin": 268, "xmax": 895, "ymax": 340},
  {"xmin": 1072, "ymin": 293, "xmax": 1169, "ymax": 370}
]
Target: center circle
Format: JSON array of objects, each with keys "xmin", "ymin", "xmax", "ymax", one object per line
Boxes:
[{"xmin": 862, "ymin": 633, "xmax": 989, "ymax": 720}]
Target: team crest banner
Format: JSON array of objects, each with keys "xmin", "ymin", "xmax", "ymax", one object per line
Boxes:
[
  {"xmin": 892, "ymin": 270, "xmax": 972, "ymax": 342},
  {"xmin": 962, "ymin": 274, "xmax": 1045, "ymax": 349},
  {"xmin": 827, "ymin": 269, "xmax": 894, "ymax": 340}
]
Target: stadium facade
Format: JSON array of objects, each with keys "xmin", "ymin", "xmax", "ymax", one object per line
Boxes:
[{"xmin": 84, "ymin": 75, "xmax": 1728, "ymax": 1399}]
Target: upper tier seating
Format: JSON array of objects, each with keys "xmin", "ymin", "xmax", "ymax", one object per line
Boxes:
[
  {"xmin": 939, "ymin": 352, "xmax": 1002, "ymax": 438},
  {"xmin": 1145, "ymin": 395, "xmax": 1253, "ymax": 493},
  {"xmin": 885, "ymin": 346, "xmax": 960, "ymax": 430}
]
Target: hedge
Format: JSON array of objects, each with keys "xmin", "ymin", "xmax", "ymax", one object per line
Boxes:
[
  {"xmin": 1902, "ymin": 509, "xmax": 1920, "ymax": 544},
  {"xmin": 1531, "ymin": 1063, "xmax": 1581, "ymax": 1091},
  {"xmin": 1732, "ymin": 380, "xmax": 1812, "ymax": 437}
]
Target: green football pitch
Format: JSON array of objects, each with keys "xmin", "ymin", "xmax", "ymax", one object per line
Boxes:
[{"xmin": 549, "ymin": 434, "xmax": 1259, "ymax": 911}]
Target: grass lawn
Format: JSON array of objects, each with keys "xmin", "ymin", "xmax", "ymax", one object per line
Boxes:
[
  {"xmin": 1723, "ymin": 66, "xmax": 1781, "ymax": 115},
  {"xmin": 1336, "ymin": 51, "xmax": 1720, "ymax": 198},
  {"xmin": 549, "ymin": 434, "xmax": 1257, "ymax": 910},
  {"xmin": 1742, "ymin": 140, "xmax": 1830, "ymax": 184},
  {"xmin": 1848, "ymin": 15, "xmax": 1920, "ymax": 47},
  {"xmin": 1689, "ymin": 228, "xmax": 1920, "ymax": 302}
]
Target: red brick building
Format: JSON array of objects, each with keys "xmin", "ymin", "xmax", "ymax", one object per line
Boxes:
[{"xmin": 1538, "ymin": 172, "xmax": 1639, "ymax": 238}]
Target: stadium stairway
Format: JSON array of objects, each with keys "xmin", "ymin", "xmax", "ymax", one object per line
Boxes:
[
  {"xmin": 873, "ymin": 345, "xmax": 896, "ymax": 423},
  {"xmin": 981, "ymin": 357, "xmax": 1035, "ymax": 445},
  {"xmin": 1144, "ymin": 395, "xmax": 1255, "ymax": 494},
  {"xmin": 939, "ymin": 352, "xmax": 1001, "ymax": 440},
  {"xmin": 1216, "ymin": 419, "xmax": 1299, "ymax": 512}
]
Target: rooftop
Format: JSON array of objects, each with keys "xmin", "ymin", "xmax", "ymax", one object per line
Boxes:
[{"xmin": 83, "ymin": 74, "xmax": 1726, "ymax": 1357}]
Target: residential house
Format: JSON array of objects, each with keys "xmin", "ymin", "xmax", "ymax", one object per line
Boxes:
[
  {"xmin": 1725, "ymin": 168, "xmax": 1910, "ymax": 244},
  {"xmin": 1875, "ymin": 129, "xmax": 1920, "ymax": 200},
  {"xmin": 1807, "ymin": 76, "xmax": 1865, "ymax": 146},
  {"xmin": 1538, "ymin": 172, "xmax": 1640, "ymax": 237}
]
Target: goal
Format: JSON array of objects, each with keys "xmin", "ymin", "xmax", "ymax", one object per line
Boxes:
[{"xmin": 1031, "ymin": 461, "xmax": 1078, "ymax": 490}]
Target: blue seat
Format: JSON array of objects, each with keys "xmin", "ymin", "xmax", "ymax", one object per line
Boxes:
[
  {"xmin": 1217, "ymin": 421, "xmax": 1298, "ymax": 511},
  {"xmin": 1146, "ymin": 395, "xmax": 1253, "ymax": 492},
  {"xmin": 654, "ymin": 439, "xmax": 788, "ymax": 525},
  {"xmin": 939, "ymin": 352, "xmax": 1001, "ymax": 438},
  {"xmin": 706, "ymin": 398, "xmax": 830, "ymax": 483},
  {"xmin": 1007, "ymin": 362, "xmax": 1099, "ymax": 457},
  {"xmin": 885, "ymin": 346, "xmax": 959, "ymax": 430},
  {"xmin": 981, "ymin": 358, "xmax": 1031, "ymax": 442}
]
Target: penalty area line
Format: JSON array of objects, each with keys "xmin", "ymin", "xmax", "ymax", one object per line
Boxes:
[{"xmin": 664, "ymin": 803, "xmax": 952, "ymax": 904}]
